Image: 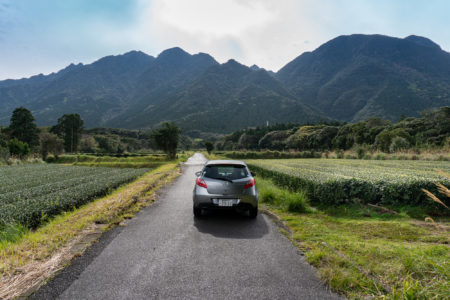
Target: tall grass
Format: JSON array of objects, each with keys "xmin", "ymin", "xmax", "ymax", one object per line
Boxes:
[
  {"xmin": 257, "ymin": 177, "xmax": 309, "ymax": 213},
  {"xmin": 0, "ymin": 223, "xmax": 28, "ymax": 246}
]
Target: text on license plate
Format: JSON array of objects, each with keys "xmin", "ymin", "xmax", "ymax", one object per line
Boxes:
[{"xmin": 213, "ymin": 199, "xmax": 239, "ymax": 206}]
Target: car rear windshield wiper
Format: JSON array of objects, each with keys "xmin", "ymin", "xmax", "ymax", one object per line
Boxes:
[{"xmin": 209, "ymin": 177, "xmax": 233, "ymax": 183}]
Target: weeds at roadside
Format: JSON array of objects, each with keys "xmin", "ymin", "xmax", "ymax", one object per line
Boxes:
[
  {"xmin": 0, "ymin": 223, "xmax": 29, "ymax": 246},
  {"xmin": 257, "ymin": 177, "xmax": 309, "ymax": 213},
  {"xmin": 255, "ymin": 176, "xmax": 450, "ymax": 299}
]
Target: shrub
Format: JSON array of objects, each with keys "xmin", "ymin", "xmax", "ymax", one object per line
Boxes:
[
  {"xmin": 259, "ymin": 186, "xmax": 277, "ymax": 205},
  {"xmin": 7, "ymin": 138, "xmax": 30, "ymax": 158},
  {"xmin": 284, "ymin": 190, "xmax": 309, "ymax": 213},
  {"xmin": 375, "ymin": 153, "xmax": 386, "ymax": 160},
  {"xmin": 355, "ymin": 146, "xmax": 366, "ymax": 159},
  {"xmin": 389, "ymin": 136, "xmax": 410, "ymax": 153},
  {"xmin": 362, "ymin": 154, "xmax": 371, "ymax": 160},
  {"xmin": 0, "ymin": 147, "xmax": 10, "ymax": 163}
]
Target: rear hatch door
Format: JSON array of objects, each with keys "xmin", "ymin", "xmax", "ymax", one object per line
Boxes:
[{"xmin": 205, "ymin": 178, "xmax": 247, "ymax": 195}]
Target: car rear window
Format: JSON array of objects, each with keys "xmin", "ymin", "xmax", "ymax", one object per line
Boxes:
[{"xmin": 203, "ymin": 164, "xmax": 249, "ymax": 180}]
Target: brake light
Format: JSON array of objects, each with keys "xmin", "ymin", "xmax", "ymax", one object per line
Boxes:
[
  {"xmin": 196, "ymin": 177, "xmax": 207, "ymax": 188},
  {"xmin": 244, "ymin": 178, "xmax": 255, "ymax": 189}
]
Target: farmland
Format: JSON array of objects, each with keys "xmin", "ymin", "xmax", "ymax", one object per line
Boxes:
[
  {"xmin": 247, "ymin": 159, "xmax": 450, "ymax": 209},
  {"xmin": 48, "ymin": 153, "xmax": 192, "ymax": 168},
  {"xmin": 0, "ymin": 164, "xmax": 149, "ymax": 229}
]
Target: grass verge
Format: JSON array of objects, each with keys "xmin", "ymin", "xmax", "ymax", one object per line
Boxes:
[
  {"xmin": 0, "ymin": 163, "xmax": 180, "ymax": 299},
  {"xmin": 48, "ymin": 152, "xmax": 193, "ymax": 168},
  {"xmin": 256, "ymin": 177, "xmax": 450, "ymax": 299}
]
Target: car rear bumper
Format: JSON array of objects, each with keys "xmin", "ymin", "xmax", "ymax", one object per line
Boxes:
[{"xmin": 193, "ymin": 188, "xmax": 258, "ymax": 209}]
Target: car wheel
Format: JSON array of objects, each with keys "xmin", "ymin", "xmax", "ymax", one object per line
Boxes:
[
  {"xmin": 193, "ymin": 206, "xmax": 202, "ymax": 218},
  {"xmin": 249, "ymin": 206, "xmax": 258, "ymax": 218}
]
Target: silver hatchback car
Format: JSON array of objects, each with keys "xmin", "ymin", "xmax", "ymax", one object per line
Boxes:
[{"xmin": 193, "ymin": 160, "xmax": 258, "ymax": 218}]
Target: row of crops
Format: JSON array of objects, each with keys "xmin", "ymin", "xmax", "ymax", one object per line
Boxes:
[
  {"xmin": 49, "ymin": 154, "xmax": 169, "ymax": 168},
  {"xmin": 247, "ymin": 159, "xmax": 450, "ymax": 207},
  {"xmin": 0, "ymin": 164, "xmax": 149, "ymax": 228}
]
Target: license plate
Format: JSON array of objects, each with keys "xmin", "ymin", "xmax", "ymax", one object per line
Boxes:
[
  {"xmin": 212, "ymin": 198, "xmax": 240, "ymax": 206},
  {"xmin": 218, "ymin": 199, "xmax": 234, "ymax": 207}
]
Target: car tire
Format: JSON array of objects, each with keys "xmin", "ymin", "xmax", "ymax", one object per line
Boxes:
[
  {"xmin": 193, "ymin": 206, "xmax": 202, "ymax": 218},
  {"xmin": 249, "ymin": 206, "xmax": 258, "ymax": 218}
]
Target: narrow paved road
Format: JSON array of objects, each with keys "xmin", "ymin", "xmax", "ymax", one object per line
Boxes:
[{"xmin": 33, "ymin": 153, "xmax": 340, "ymax": 300}]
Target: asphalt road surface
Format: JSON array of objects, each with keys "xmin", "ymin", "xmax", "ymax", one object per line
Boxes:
[{"xmin": 33, "ymin": 153, "xmax": 341, "ymax": 300}]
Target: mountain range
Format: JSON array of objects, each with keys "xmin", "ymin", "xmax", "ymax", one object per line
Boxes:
[{"xmin": 1, "ymin": 34, "xmax": 449, "ymax": 133}]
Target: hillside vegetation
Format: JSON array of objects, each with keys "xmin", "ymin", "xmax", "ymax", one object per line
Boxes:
[
  {"xmin": 277, "ymin": 34, "xmax": 450, "ymax": 122},
  {"xmin": 1, "ymin": 34, "xmax": 449, "ymax": 132},
  {"xmin": 216, "ymin": 106, "xmax": 449, "ymax": 154}
]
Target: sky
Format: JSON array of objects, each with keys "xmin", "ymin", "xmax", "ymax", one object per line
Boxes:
[{"xmin": 0, "ymin": 0, "xmax": 449, "ymax": 80}]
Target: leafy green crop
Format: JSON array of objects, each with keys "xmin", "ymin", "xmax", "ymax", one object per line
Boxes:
[
  {"xmin": 247, "ymin": 159, "xmax": 450, "ymax": 208},
  {"xmin": 0, "ymin": 164, "xmax": 149, "ymax": 228}
]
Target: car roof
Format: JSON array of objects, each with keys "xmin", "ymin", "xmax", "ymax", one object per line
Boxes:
[{"xmin": 205, "ymin": 160, "xmax": 247, "ymax": 166}]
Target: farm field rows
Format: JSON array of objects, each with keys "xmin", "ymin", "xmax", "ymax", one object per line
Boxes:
[
  {"xmin": 49, "ymin": 153, "xmax": 192, "ymax": 168},
  {"xmin": 247, "ymin": 159, "xmax": 450, "ymax": 207},
  {"xmin": 0, "ymin": 164, "xmax": 149, "ymax": 229}
]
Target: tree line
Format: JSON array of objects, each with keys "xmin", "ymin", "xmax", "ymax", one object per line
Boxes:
[
  {"xmin": 0, "ymin": 107, "xmax": 182, "ymax": 162},
  {"xmin": 215, "ymin": 107, "xmax": 450, "ymax": 152}
]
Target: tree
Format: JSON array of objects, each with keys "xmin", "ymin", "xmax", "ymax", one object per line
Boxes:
[
  {"xmin": 389, "ymin": 136, "xmax": 410, "ymax": 153},
  {"xmin": 7, "ymin": 138, "xmax": 30, "ymax": 158},
  {"xmin": 79, "ymin": 135, "xmax": 99, "ymax": 153},
  {"xmin": 151, "ymin": 122, "xmax": 181, "ymax": 159},
  {"xmin": 95, "ymin": 136, "xmax": 120, "ymax": 153},
  {"xmin": 40, "ymin": 132, "xmax": 64, "ymax": 160},
  {"xmin": 51, "ymin": 114, "xmax": 84, "ymax": 153},
  {"xmin": 8, "ymin": 107, "xmax": 40, "ymax": 149},
  {"xmin": 204, "ymin": 141, "xmax": 214, "ymax": 154},
  {"xmin": 0, "ymin": 126, "xmax": 7, "ymax": 148}
]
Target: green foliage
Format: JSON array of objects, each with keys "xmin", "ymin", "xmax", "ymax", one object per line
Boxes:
[
  {"xmin": 286, "ymin": 125, "xmax": 338, "ymax": 150},
  {"xmin": 247, "ymin": 159, "xmax": 450, "ymax": 210},
  {"xmin": 0, "ymin": 147, "xmax": 10, "ymax": 163},
  {"xmin": 223, "ymin": 150, "xmax": 321, "ymax": 159},
  {"xmin": 51, "ymin": 114, "xmax": 84, "ymax": 153},
  {"xmin": 94, "ymin": 135, "xmax": 122, "ymax": 154},
  {"xmin": 276, "ymin": 202, "xmax": 450, "ymax": 299},
  {"xmin": 79, "ymin": 135, "xmax": 99, "ymax": 153},
  {"xmin": 220, "ymin": 107, "xmax": 449, "ymax": 153},
  {"xmin": 0, "ymin": 164, "xmax": 149, "ymax": 229},
  {"xmin": 256, "ymin": 177, "xmax": 309, "ymax": 213},
  {"xmin": 355, "ymin": 146, "xmax": 366, "ymax": 159},
  {"xmin": 1, "ymin": 35, "xmax": 449, "ymax": 133},
  {"xmin": 204, "ymin": 141, "xmax": 214, "ymax": 154},
  {"xmin": 7, "ymin": 138, "xmax": 30, "ymax": 158},
  {"xmin": 0, "ymin": 127, "xmax": 7, "ymax": 148},
  {"xmin": 47, "ymin": 154, "xmax": 168, "ymax": 168},
  {"xmin": 151, "ymin": 122, "xmax": 181, "ymax": 159},
  {"xmin": 217, "ymin": 123, "xmax": 299, "ymax": 151},
  {"xmin": 0, "ymin": 223, "xmax": 28, "ymax": 244},
  {"xmin": 284, "ymin": 190, "xmax": 309, "ymax": 213},
  {"xmin": 389, "ymin": 136, "xmax": 410, "ymax": 153},
  {"xmin": 277, "ymin": 34, "xmax": 450, "ymax": 123},
  {"xmin": 7, "ymin": 107, "xmax": 40, "ymax": 149},
  {"xmin": 40, "ymin": 132, "xmax": 64, "ymax": 160}
]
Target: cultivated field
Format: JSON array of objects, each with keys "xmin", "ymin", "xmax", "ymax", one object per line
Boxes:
[
  {"xmin": 247, "ymin": 159, "xmax": 450, "ymax": 207},
  {"xmin": 0, "ymin": 164, "xmax": 149, "ymax": 229},
  {"xmin": 49, "ymin": 153, "xmax": 192, "ymax": 168}
]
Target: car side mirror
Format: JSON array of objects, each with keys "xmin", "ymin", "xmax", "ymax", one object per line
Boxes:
[
  {"xmin": 195, "ymin": 171, "xmax": 202, "ymax": 177},
  {"xmin": 251, "ymin": 172, "xmax": 256, "ymax": 177}
]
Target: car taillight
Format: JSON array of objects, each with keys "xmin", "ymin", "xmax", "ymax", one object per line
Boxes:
[
  {"xmin": 196, "ymin": 177, "xmax": 207, "ymax": 188},
  {"xmin": 244, "ymin": 178, "xmax": 255, "ymax": 189}
]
